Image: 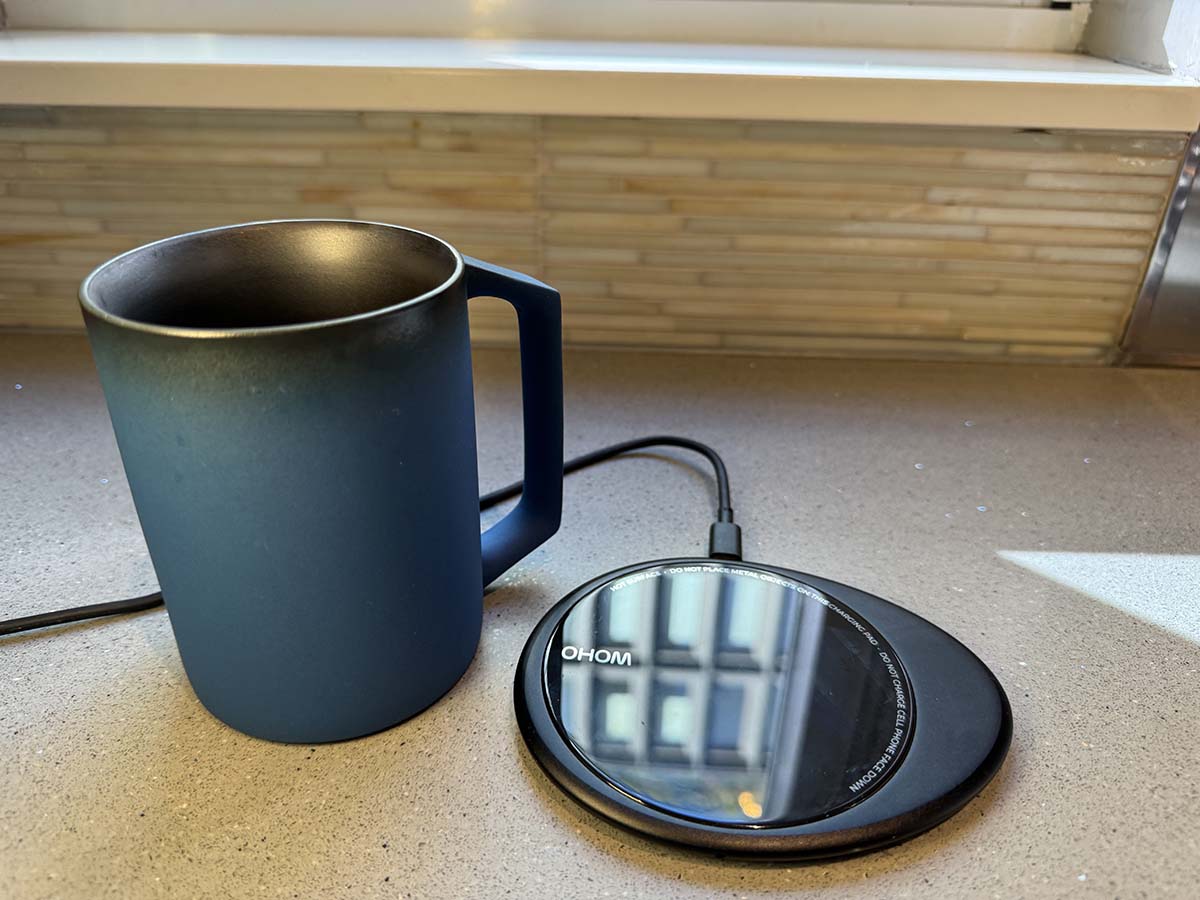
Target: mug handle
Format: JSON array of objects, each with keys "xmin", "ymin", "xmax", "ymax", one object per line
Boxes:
[{"xmin": 465, "ymin": 257, "xmax": 565, "ymax": 587}]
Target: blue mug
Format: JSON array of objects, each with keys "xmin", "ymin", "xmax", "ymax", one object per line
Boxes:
[{"xmin": 79, "ymin": 220, "xmax": 563, "ymax": 743}]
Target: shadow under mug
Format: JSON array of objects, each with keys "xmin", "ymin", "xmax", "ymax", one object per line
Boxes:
[{"xmin": 78, "ymin": 219, "xmax": 564, "ymax": 743}]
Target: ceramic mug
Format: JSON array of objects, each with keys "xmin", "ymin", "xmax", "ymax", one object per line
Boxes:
[{"xmin": 79, "ymin": 220, "xmax": 563, "ymax": 743}]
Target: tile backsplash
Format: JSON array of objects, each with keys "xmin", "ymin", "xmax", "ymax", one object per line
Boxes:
[{"xmin": 0, "ymin": 106, "xmax": 1185, "ymax": 362}]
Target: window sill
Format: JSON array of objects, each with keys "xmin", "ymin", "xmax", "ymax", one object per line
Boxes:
[{"xmin": 1, "ymin": 30, "xmax": 1198, "ymax": 132}]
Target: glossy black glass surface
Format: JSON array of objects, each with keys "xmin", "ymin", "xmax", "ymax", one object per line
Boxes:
[{"xmin": 542, "ymin": 563, "xmax": 914, "ymax": 827}]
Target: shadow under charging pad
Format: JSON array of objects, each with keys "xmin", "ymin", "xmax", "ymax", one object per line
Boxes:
[{"xmin": 515, "ymin": 559, "xmax": 1011, "ymax": 860}]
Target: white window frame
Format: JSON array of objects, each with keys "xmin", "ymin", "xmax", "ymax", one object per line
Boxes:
[{"xmin": 4, "ymin": 1, "xmax": 1090, "ymax": 53}]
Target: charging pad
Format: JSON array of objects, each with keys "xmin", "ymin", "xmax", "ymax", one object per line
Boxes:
[{"xmin": 515, "ymin": 559, "xmax": 1011, "ymax": 860}]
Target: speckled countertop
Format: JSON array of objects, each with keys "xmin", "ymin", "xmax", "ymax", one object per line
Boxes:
[{"xmin": 2, "ymin": 334, "xmax": 1198, "ymax": 900}]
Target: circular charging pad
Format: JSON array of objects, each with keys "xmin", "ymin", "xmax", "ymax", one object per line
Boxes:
[{"xmin": 515, "ymin": 559, "xmax": 1011, "ymax": 860}]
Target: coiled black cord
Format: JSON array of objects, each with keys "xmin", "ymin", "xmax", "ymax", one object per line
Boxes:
[{"xmin": 0, "ymin": 436, "xmax": 738, "ymax": 637}]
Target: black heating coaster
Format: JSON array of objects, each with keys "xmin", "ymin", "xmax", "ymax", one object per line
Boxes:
[{"xmin": 515, "ymin": 559, "xmax": 1011, "ymax": 860}]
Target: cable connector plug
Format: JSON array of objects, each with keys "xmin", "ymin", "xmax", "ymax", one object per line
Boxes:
[{"xmin": 708, "ymin": 521, "xmax": 743, "ymax": 561}]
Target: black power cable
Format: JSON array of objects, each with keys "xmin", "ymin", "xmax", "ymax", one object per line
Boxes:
[
  {"xmin": 0, "ymin": 436, "xmax": 739, "ymax": 637},
  {"xmin": 0, "ymin": 592, "xmax": 164, "ymax": 637}
]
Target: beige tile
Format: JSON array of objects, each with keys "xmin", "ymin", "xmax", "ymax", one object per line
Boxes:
[
  {"xmin": 35, "ymin": 278, "xmax": 93, "ymax": 297},
  {"xmin": 0, "ymin": 217, "xmax": 102, "ymax": 234},
  {"xmin": 545, "ymin": 265, "xmax": 701, "ymax": 286},
  {"xmin": 546, "ymin": 231, "xmax": 733, "ymax": 251},
  {"xmin": 713, "ymin": 160, "xmax": 1030, "ymax": 189},
  {"xmin": 938, "ymin": 258, "xmax": 1139, "ymax": 284},
  {"xmin": 25, "ymin": 144, "xmax": 325, "ymax": 166},
  {"xmin": 88, "ymin": 219, "xmax": 258, "ymax": 237},
  {"xmin": 11, "ymin": 232, "xmax": 167, "ymax": 252},
  {"xmin": 677, "ymin": 317, "xmax": 962, "ymax": 339},
  {"xmin": 10, "ymin": 181, "xmax": 303, "ymax": 204},
  {"xmin": 447, "ymin": 248, "xmax": 539, "ymax": 269},
  {"xmin": 949, "ymin": 310, "xmax": 1120, "ymax": 331},
  {"xmin": 52, "ymin": 248, "xmax": 128, "ymax": 267},
  {"xmin": 540, "ymin": 175, "xmax": 623, "ymax": 194},
  {"xmin": 985, "ymin": 225, "xmax": 1151, "ymax": 248},
  {"xmin": 699, "ymin": 269, "xmax": 1003, "ymax": 292},
  {"xmin": 549, "ymin": 155, "xmax": 710, "ymax": 177},
  {"xmin": 0, "ymin": 110, "xmax": 1183, "ymax": 364},
  {"xmin": 557, "ymin": 296, "xmax": 664, "ymax": 315},
  {"xmin": 720, "ymin": 333, "xmax": 1007, "ymax": 356},
  {"xmin": 409, "ymin": 227, "xmax": 538, "ymax": 249},
  {"xmin": 339, "ymin": 190, "xmax": 535, "ymax": 211},
  {"xmin": 0, "ymin": 247, "xmax": 57, "ymax": 263},
  {"xmin": 623, "ymin": 176, "xmax": 928, "ymax": 203},
  {"xmin": 925, "ymin": 186, "xmax": 1163, "ymax": 213},
  {"xmin": 414, "ymin": 132, "xmax": 537, "ymax": 155},
  {"xmin": 0, "ymin": 198, "xmax": 60, "ymax": 215},
  {"xmin": 565, "ymin": 328, "xmax": 721, "ymax": 348},
  {"xmin": 901, "ymin": 292, "xmax": 1127, "ymax": 315},
  {"xmin": 467, "ymin": 306, "xmax": 518, "ymax": 324},
  {"xmin": 962, "ymin": 326, "xmax": 1112, "ymax": 345},
  {"xmin": 349, "ymin": 207, "xmax": 537, "ymax": 231},
  {"xmin": 547, "ymin": 278, "xmax": 611, "ymax": 297},
  {"xmin": 0, "ymin": 127, "xmax": 107, "ymax": 144},
  {"xmin": 612, "ymin": 283, "xmax": 903, "ymax": 306},
  {"xmin": 1023, "ymin": 171, "xmax": 1173, "ymax": 194},
  {"xmin": 0, "ymin": 161, "xmax": 389, "ymax": 188},
  {"xmin": 411, "ymin": 113, "xmax": 537, "ymax": 136},
  {"xmin": 675, "ymin": 195, "xmax": 961, "ymax": 219},
  {"xmin": 542, "ymin": 193, "xmax": 672, "ymax": 213},
  {"xmin": 467, "ymin": 326, "xmax": 520, "ymax": 346},
  {"xmin": 969, "ymin": 207, "xmax": 1159, "ymax": 229},
  {"xmin": 59, "ymin": 230, "xmax": 159, "ymax": 255},
  {"xmin": 643, "ymin": 249, "xmax": 942, "ymax": 275},
  {"xmin": 572, "ymin": 298, "xmax": 665, "ymax": 315},
  {"xmin": 0, "ymin": 262, "xmax": 94, "ymax": 282},
  {"xmin": 1006, "ymin": 343, "xmax": 1109, "ymax": 359},
  {"xmin": 61, "ymin": 199, "xmax": 353, "ymax": 220},
  {"xmin": 562, "ymin": 312, "xmax": 678, "ymax": 331},
  {"xmin": 0, "ymin": 233, "xmax": 58, "ymax": 250},
  {"xmin": 652, "ymin": 138, "xmax": 967, "ymax": 167},
  {"xmin": 674, "ymin": 196, "xmax": 1159, "ymax": 229},
  {"xmin": 334, "ymin": 150, "xmax": 536, "ymax": 172},
  {"xmin": 53, "ymin": 108, "xmax": 362, "ymax": 130},
  {"xmin": 739, "ymin": 123, "xmax": 1186, "ymax": 156},
  {"xmin": 384, "ymin": 172, "xmax": 536, "ymax": 192},
  {"xmin": 992, "ymin": 277, "xmax": 1133, "ymax": 299},
  {"xmin": 0, "ymin": 296, "xmax": 83, "ymax": 329},
  {"xmin": 544, "ymin": 212, "xmax": 685, "ymax": 233},
  {"xmin": 543, "ymin": 117, "xmax": 745, "ymax": 139},
  {"xmin": 731, "ymin": 234, "xmax": 1034, "ymax": 261},
  {"xmin": 661, "ymin": 301, "xmax": 948, "ymax": 325},
  {"xmin": 193, "ymin": 166, "xmax": 389, "ymax": 188},
  {"xmin": 960, "ymin": 149, "xmax": 1181, "ymax": 175},
  {"xmin": 687, "ymin": 217, "xmax": 990, "ymax": 241},
  {"xmin": 702, "ymin": 269, "xmax": 1133, "ymax": 299},
  {"xmin": 107, "ymin": 127, "xmax": 416, "ymax": 148},
  {"xmin": 543, "ymin": 135, "xmax": 649, "ymax": 155},
  {"xmin": 1031, "ymin": 245, "xmax": 1147, "ymax": 265},
  {"xmin": 544, "ymin": 247, "xmax": 641, "ymax": 266},
  {"xmin": 358, "ymin": 112, "xmax": 416, "ymax": 132},
  {"xmin": 0, "ymin": 108, "xmax": 55, "ymax": 125}
]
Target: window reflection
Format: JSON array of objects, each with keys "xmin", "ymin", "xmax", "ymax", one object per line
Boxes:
[
  {"xmin": 553, "ymin": 567, "xmax": 908, "ymax": 826},
  {"xmin": 597, "ymin": 589, "xmax": 638, "ymax": 645}
]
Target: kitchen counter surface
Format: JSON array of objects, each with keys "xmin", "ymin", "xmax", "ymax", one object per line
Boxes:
[{"xmin": 2, "ymin": 333, "xmax": 1198, "ymax": 899}]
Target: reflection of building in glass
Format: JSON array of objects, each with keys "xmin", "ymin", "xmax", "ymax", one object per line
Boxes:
[
  {"xmin": 554, "ymin": 567, "xmax": 906, "ymax": 826},
  {"xmin": 557, "ymin": 570, "xmax": 828, "ymax": 822}
]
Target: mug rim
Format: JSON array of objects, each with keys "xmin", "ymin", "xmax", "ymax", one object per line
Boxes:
[{"xmin": 78, "ymin": 218, "xmax": 466, "ymax": 339}]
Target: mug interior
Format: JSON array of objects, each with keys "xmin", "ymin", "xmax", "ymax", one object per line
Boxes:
[{"xmin": 82, "ymin": 220, "xmax": 460, "ymax": 331}]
